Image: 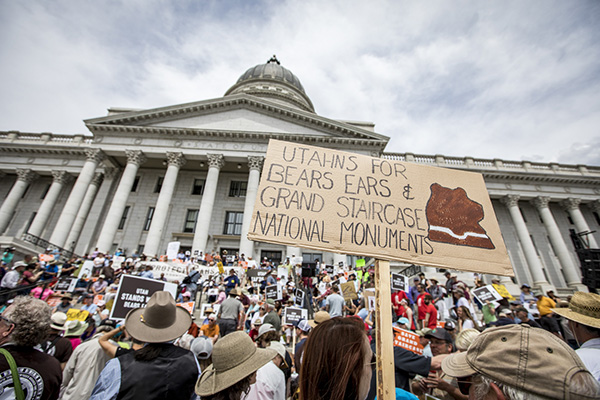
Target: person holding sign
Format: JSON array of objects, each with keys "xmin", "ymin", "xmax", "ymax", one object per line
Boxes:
[{"xmin": 324, "ymin": 285, "xmax": 345, "ymax": 318}]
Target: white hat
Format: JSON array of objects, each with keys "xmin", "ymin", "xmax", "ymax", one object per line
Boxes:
[
  {"xmin": 257, "ymin": 323, "xmax": 276, "ymax": 338},
  {"xmin": 268, "ymin": 341, "xmax": 287, "ymax": 363},
  {"xmin": 50, "ymin": 312, "xmax": 68, "ymax": 331}
]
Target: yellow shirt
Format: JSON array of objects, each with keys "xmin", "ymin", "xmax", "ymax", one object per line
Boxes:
[{"xmin": 537, "ymin": 296, "xmax": 556, "ymax": 316}]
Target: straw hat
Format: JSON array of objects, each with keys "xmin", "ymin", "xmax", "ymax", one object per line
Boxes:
[
  {"xmin": 125, "ymin": 291, "xmax": 191, "ymax": 343},
  {"xmin": 308, "ymin": 310, "xmax": 331, "ymax": 328},
  {"xmin": 195, "ymin": 331, "xmax": 276, "ymax": 396},
  {"xmin": 552, "ymin": 292, "xmax": 600, "ymax": 329},
  {"xmin": 65, "ymin": 320, "xmax": 89, "ymax": 337}
]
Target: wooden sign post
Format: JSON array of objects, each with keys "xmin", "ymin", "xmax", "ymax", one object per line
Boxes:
[{"xmin": 374, "ymin": 259, "xmax": 395, "ymax": 399}]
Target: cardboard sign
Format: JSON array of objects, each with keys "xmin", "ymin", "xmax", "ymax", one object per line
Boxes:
[
  {"xmin": 365, "ymin": 289, "xmax": 376, "ymax": 311},
  {"xmin": 66, "ymin": 309, "xmax": 89, "ymax": 321},
  {"xmin": 294, "ymin": 288, "xmax": 305, "ymax": 307},
  {"xmin": 217, "ymin": 261, "xmax": 225, "ymax": 274},
  {"xmin": 391, "ymin": 273, "xmax": 408, "ymax": 292},
  {"xmin": 341, "ymin": 281, "xmax": 358, "ymax": 301},
  {"xmin": 492, "ymin": 283, "xmax": 515, "ymax": 301},
  {"xmin": 177, "ymin": 301, "xmax": 195, "ymax": 315},
  {"xmin": 54, "ymin": 277, "xmax": 78, "ymax": 292},
  {"xmin": 393, "ymin": 327, "xmax": 424, "ymax": 355},
  {"xmin": 78, "ymin": 260, "xmax": 94, "ymax": 279},
  {"xmin": 166, "ymin": 241, "xmax": 180, "ymax": 260},
  {"xmin": 283, "ymin": 306, "xmax": 308, "ymax": 325},
  {"xmin": 248, "ymin": 140, "xmax": 513, "ymax": 276},
  {"xmin": 472, "ymin": 285, "xmax": 503, "ymax": 304},
  {"xmin": 109, "ymin": 274, "xmax": 177, "ymax": 320}
]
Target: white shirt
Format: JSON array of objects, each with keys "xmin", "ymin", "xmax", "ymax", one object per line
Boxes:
[
  {"xmin": 576, "ymin": 337, "xmax": 600, "ymax": 381},
  {"xmin": 0, "ymin": 270, "xmax": 20, "ymax": 288},
  {"xmin": 242, "ymin": 360, "xmax": 285, "ymax": 400}
]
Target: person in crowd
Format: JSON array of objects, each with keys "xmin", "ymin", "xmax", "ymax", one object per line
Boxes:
[
  {"xmin": 395, "ymin": 317, "xmax": 411, "ymax": 330},
  {"xmin": 60, "ymin": 321, "xmax": 117, "ymax": 400},
  {"xmin": 307, "ymin": 310, "xmax": 331, "ymax": 328},
  {"xmin": 90, "ymin": 274, "xmax": 107, "ymax": 296},
  {"xmin": 21, "ymin": 263, "xmax": 44, "ymax": 287},
  {"xmin": 43, "ymin": 260, "xmax": 60, "ymax": 281},
  {"xmin": 441, "ymin": 324, "xmax": 600, "ymax": 399},
  {"xmin": 98, "ymin": 320, "xmax": 144, "ymax": 358},
  {"xmin": 0, "ymin": 261, "xmax": 26, "ymax": 303},
  {"xmin": 100, "ymin": 262, "xmax": 115, "ymax": 283},
  {"xmin": 80, "ymin": 294, "xmax": 97, "ymax": 314},
  {"xmin": 391, "ymin": 288, "xmax": 411, "ymax": 318},
  {"xmin": 481, "ymin": 300, "xmax": 498, "ymax": 326},
  {"xmin": 0, "ymin": 296, "xmax": 62, "ymax": 400},
  {"xmin": 200, "ymin": 314, "xmax": 220, "ymax": 344},
  {"xmin": 196, "ymin": 331, "xmax": 277, "ymax": 400},
  {"xmin": 187, "ymin": 315, "xmax": 200, "ymax": 338},
  {"xmin": 38, "ymin": 312, "xmax": 73, "ymax": 370},
  {"xmin": 456, "ymin": 305, "xmax": 477, "ymax": 331},
  {"xmin": 454, "ymin": 328, "xmax": 480, "ymax": 352},
  {"xmin": 300, "ymin": 317, "xmax": 372, "ymax": 400},
  {"xmin": 92, "ymin": 253, "xmax": 106, "ymax": 276},
  {"xmin": 489, "ymin": 308, "xmax": 516, "ymax": 327},
  {"xmin": 422, "ymin": 294, "xmax": 438, "ymax": 330},
  {"xmin": 412, "ymin": 328, "xmax": 465, "ymax": 400},
  {"xmin": 294, "ymin": 319, "xmax": 311, "ymax": 371},
  {"xmin": 552, "ymin": 291, "xmax": 600, "ymax": 380},
  {"xmin": 325, "ymin": 284, "xmax": 345, "ymax": 318},
  {"xmin": 429, "ymin": 278, "xmax": 446, "ymax": 316},
  {"xmin": 409, "ymin": 277, "xmax": 421, "ymax": 307},
  {"xmin": 243, "ymin": 341, "xmax": 287, "ymax": 400},
  {"xmin": 515, "ymin": 306, "xmax": 542, "ymax": 329},
  {"xmin": 64, "ymin": 319, "xmax": 88, "ymax": 350},
  {"xmin": 59, "ymin": 258, "xmax": 77, "ymax": 277},
  {"xmin": 90, "ymin": 291, "xmax": 199, "ymax": 399},
  {"xmin": 397, "ymin": 298, "xmax": 416, "ymax": 331},
  {"xmin": 444, "ymin": 272, "xmax": 455, "ymax": 296},
  {"xmin": 519, "ymin": 283, "xmax": 536, "ymax": 305},
  {"xmin": 262, "ymin": 299, "xmax": 282, "ymax": 332},
  {"xmin": 224, "ymin": 269, "xmax": 240, "ymax": 295},
  {"xmin": 190, "ymin": 336, "xmax": 213, "ymax": 371},
  {"xmin": 255, "ymin": 323, "xmax": 279, "ymax": 348},
  {"xmin": 415, "ymin": 328, "xmax": 433, "ymax": 358},
  {"xmin": 535, "ymin": 291, "xmax": 563, "ymax": 339},
  {"xmin": 415, "ymin": 283, "xmax": 430, "ymax": 329},
  {"xmin": 218, "ymin": 287, "xmax": 245, "ymax": 337},
  {"xmin": 139, "ymin": 265, "xmax": 154, "ymax": 279},
  {"xmin": 54, "ymin": 294, "xmax": 73, "ymax": 314}
]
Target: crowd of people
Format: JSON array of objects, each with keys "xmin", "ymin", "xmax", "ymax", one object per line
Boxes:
[{"xmin": 0, "ymin": 245, "xmax": 599, "ymax": 399}]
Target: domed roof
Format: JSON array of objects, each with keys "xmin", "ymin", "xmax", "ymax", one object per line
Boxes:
[{"xmin": 225, "ymin": 56, "xmax": 315, "ymax": 113}]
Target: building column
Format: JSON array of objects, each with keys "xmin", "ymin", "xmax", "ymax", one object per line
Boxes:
[
  {"xmin": 501, "ymin": 195, "xmax": 551, "ymax": 289},
  {"xmin": 96, "ymin": 150, "xmax": 147, "ymax": 253},
  {"xmin": 562, "ymin": 198, "xmax": 598, "ymax": 249},
  {"xmin": 50, "ymin": 149, "xmax": 105, "ymax": 247},
  {"xmin": 144, "ymin": 152, "xmax": 186, "ymax": 257},
  {"xmin": 28, "ymin": 171, "xmax": 72, "ymax": 237},
  {"xmin": 532, "ymin": 197, "xmax": 584, "ymax": 289},
  {"xmin": 0, "ymin": 169, "xmax": 38, "ymax": 234},
  {"xmin": 65, "ymin": 172, "xmax": 104, "ymax": 252},
  {"xmin": 192, "ymin": 154, "xmax": 224, "ymax": 255},
  {"xmin": 239, "ymin": 156, "xmax": 263, "ymax": 259}
]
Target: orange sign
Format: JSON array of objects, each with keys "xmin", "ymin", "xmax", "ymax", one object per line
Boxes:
[
  {"xmin": 93, "ymin": 295, "xmax": 104, "ymax": 305},
  {"xmin": 393, "ymin": 327, "xmax": 424, "ymax": 355},
  {"xmin": 436, "ymin": 321, "xmax": 446, "ymax": 328},
  {"xmin": 177, "ymin": 301, "xmax": 195, "ymax": 315},
  {"xmin": 46, "ymin": 297, "xmax": 62, "ymax": 308}
]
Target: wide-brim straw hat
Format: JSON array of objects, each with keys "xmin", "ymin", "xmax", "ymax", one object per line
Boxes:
[
  {"xmin": 125, "ymin": 291, "xmax": 191, "ymax": 343},
  {"xmin": 195, "ymin": 331, "xmax": 276, "ymax": 396},
  {"xmin": 552, "ymin": 292, "xmax": 600, "ymax": 329},
  {"xmin": 65, "ymin": 320, "xmax": 89, "ymax": 337},
  {"xmin": 308, "ymin": 310, "xmax": 331, "ymax": 328}
]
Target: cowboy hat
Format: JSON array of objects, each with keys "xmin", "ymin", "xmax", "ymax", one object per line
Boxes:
[
  {"xmin": 125, "ymin": 291, "xmax": 191, "ymax": 343},
  {"xmin": 195, "ymin": 331, "xmax": 276, "ymax": 396},
  {"xmin": 552, "ymin": 292, "xmax": 600, "ymax": 329}
]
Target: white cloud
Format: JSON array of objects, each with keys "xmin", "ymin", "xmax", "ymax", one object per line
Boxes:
[{"xmin": 1, "ymin": 0, "xmax": 599, "ymax": 165}]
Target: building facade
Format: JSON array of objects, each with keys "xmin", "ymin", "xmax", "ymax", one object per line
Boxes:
[{"xmin": 1, "ymin": 58, "xmax": 599, "ymax": 294}]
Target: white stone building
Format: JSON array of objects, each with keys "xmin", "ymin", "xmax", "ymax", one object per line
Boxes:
[{"xmin": 1, "ymin": 57, "xmax": 599, "ymax": 294}]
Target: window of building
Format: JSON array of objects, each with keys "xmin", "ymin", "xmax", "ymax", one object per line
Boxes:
[
  {"xmin": 137, "ymin": 244, "xmax": 145, "ymax": 255},
  {"xmin": 229, "ymin": 181, "xmax": 247, "ymax": 197},
  {"xmin": 223, "ymin": 211, "xmax": 244, "ymax": 235},
  {"xmin": 261, "ymin": 251, "xmax": 282, "ymax": 265},
  {"xmin": 192, "ymin": 179, "xmax": 205, "ymax": 195},
  {"xmin": 302, "ymin": 252, "xmax": 323, "ymax": 263},
  {"xmin": 519, "ymin": 207, "xmax": 527, "ymax": 223},
  {"xmin": 131, "ymin": 176, "xmax": 140, "ymax": 192},
  {"xmin": 144, "ymin": 207, "xmax": 155, "ymax": 231},
  {"xmin": 593, "ymin": 211, "xmax": 600, "ymax": 225},
  {"xmin": 25, "ymin": 212, "xmax": 37, "ymax": 233},
  {"xmin": 154, "ymin": 177, "xmax": 164, "ymax": 193},
  {"xmin": 118, "ymin": 206, "xmax": 130, "ymax": 230},
  {"xmin": 184, "ymin": 209, "xmax": 199, "ymax": 233},
  {"xmin": 566, "ymin": 212, "xmax": 574, "ymax": 225},
  {"xmin": 530, "ymin": 235, "xmax": 540, "ymax": 256},
  {"xmin": 40, "ymin": 184, "xmax": 51, "ymax": 199}
]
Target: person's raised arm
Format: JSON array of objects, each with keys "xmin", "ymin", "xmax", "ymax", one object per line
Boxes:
[{"xmin": 99, "ymin": 326, "xmax": 125, "ymax": 358}]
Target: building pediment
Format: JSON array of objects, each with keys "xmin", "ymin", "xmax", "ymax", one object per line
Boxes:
[{"xmin": 84, "ymin": 94, "xmax": 389, "ymax": 146}]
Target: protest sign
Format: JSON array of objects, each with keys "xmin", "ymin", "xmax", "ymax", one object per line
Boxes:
[
  {"xmin": 54, "ymin": 277, "xmax": 78, "ymax": 292},
  {"xmin": 207, "ymin": 288, "xmax": 219, "ymax": 297},
  {"xmin": 393, "ymin": 327, "xmax": 424, "ymax": 355},
  {"xmin": 356, "ymin": 259, "xmax": 366, "ymax": 268},
  {"xmin": 45, "ymin": 297, "xmax": 62, "ymax": 308},
  {"xmin": 492, "ymin": 283, "xmax": 515, "ymax": 301},
  {"xmin": 110, "ymin": 274, "xmax": 177, "ymax": 320},
  {"xmin": 291, "ymin": 256, "xmax": 303, "ymax": 266},
  {"xmin": 78, "ymin": 260, "xmax": 94, "ymax": 279},
  {"xmin": 166, "ymin": 241, "xmax": 180, "ymax": 260},
  {"xmin": 265, "ymin": 284, "xmax": 279, "ymax": 300},
  {"xmin": 247, "ymin": 259, "xmax": 258, "ymax": 269},
  {"xmin": 472, "ymin": 285, "xmax": 503, "ymax": 304},
  {"xmin": 67, "ymin": 309, "xmax": 89, "ymax": 322},
  {"xmin": 341, "ymin": 281, "xmax": 358, "ymax": 301},
  {"xmin": 217, "ymin": 261, "xmax": 224, "ymax": 274},
  {"xmin": 177, "ymin": 301, "xmax": 195, "ymax": 315},
  {"xmin": 324, "ymin": 264, "xmax": 334, "ymax": 274},
  {"xmin": 199, "ymin": 303, "xmax": 219, "ymax": 320},
  {"xmin": 246, "ymin": 268, "xmax": 270, "ymax": 282},
  {"xmin": 248, "ymin": 140, "xmax": 513, "ymax": 276},
  {"xmin": 277, "ymin": 267, "xmax": 288, "ymax": 280},
  {"xmin": 112, "ymin": 256, "xmax": 125, "ymax": 268},
  {"xmin": 365, "ymin": 289, "xmax": 376, "ymax": 311},
  {"xmin": 391, "ymin": 273, "xmax": 408, "ymax": 292},
  {"xmin": 400, "ymin": 264, "xmax": 422, "ymax": 278},
  {"xmin": 93, "ymin": 294, "xmax": 104, "ymax": 305},
  {"xmin": 294, "ymin": 288, "xmax": 304, "ymax": 307},
  {"xmin": 283, "ymin": 307, "xmax": 308, "ymax": 326}
]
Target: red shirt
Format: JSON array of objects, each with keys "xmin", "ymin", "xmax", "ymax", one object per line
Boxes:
[
  {"xmin": 423, "ymin": 303, "xmax": 438, "ymax": 330},
  {"xmin": 416, "ymin": 293, "xmax": 427, "ymax": 320},
  {"xmin": 391, "ymin": 291, "xmax": 410, "ymax": 316}
]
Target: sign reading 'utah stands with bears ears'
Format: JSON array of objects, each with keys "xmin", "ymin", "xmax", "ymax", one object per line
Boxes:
[{"xmin": 248, "ymin": 140, "xmax": 513, "ymax": 276}]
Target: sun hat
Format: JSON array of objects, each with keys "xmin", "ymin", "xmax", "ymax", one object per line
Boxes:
[
  {"xmin": 257, "ymin": 323, "xmax": 276, "ymax": 338},
  {"xmin": 397, "ymin": 317, "xmax": 410, "ymax": 326},
  {"xmin": 50, "ymin": 312, "xmax": 68, "ymax": 331},
  {"xmin": 191, "ymin": 337, "xmax": 213, "ymax": 360},
  {"xmin": 229, "ymin": 288, "xmax": 241, "ymax": 296},
  {"xmin": 61, "ymin": 294, "xmax": 72, "ymax": 301},
  {"xmin": 266, "ymin": 298, "xmax": 275, "ymax": 306},
  {"xmin": 97, "ymin": 300, "xmax": 106, "ymax": 307},
  {"xmin": 308, "ymin": 310, "xmax": 331, "ymax": 328},
  {"xmin": 253, "ymin": 318, "xmax": 263, "ymax": 327},
  {"xmin": 195, "ymin": 331, "xmax": 277, "ymax": 396},
  {"xmin": 124, "ymin": 291, "xmax": 191, "ymax": 343},
  {"xmin": 65, "ymin": 320, "xmax": 89, "ymax": 337},
  {"xmin": 99, "ymin": 319, "xmax": 118, "ymax": 329},
  {"xmin": 268, "ymin": 341, "xmax": 288, "ymax": 367},
  {"xmin": 204, "ymin": 307, "xmax": 215, "ymax": 315},
  {"xmin": 441, "ymin": 324, "xmax": 594, "ymax": 399},
  {"xmin": 552, "ymin": 291, "xmax": 600, "ymax": 329},
  {"xmin": 297, "ymin": 320, "xmax": 311, "ymax": 333}
]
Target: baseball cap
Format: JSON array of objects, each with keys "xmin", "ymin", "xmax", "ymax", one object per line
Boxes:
[
  {"xmin": 297, "ymin": 320, "xmax": 311, "ymax": 333},
  {"xmin": 415, "ymin": 328, "xmax": 433, "ymax": 337},
  {"xmin": 442, "ymin": 324, "xmax": 596, "ymax": 400},
  {"xmin": 191, "ymin": 337, "xmax": 213, "ymax": 360},
  {"xmin": 425, "ymin": 328, "xmax": 453, "ymax": 343},
  {"xmin": 397, "ymin": 317, "xmax": 410, "ymax": 326}
]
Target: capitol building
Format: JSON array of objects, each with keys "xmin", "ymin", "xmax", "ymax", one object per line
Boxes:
[{"xmin": 1, "ymin": 57, "xmax": 598, "ymax": 295}]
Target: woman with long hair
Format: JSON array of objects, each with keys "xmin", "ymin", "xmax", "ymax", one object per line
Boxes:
[
  {"xmin": 456, "ymin": 305, "xmax": 477, "ymax": 331},
  {"xmin": 299, "ymin": 317, "xmax": 372, "ymax": 400}
]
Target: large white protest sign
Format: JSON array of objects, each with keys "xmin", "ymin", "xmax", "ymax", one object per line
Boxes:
[
  {"xmin": 110, "ymin": 274, "xmax": 177, "ymax": 320},
  {"xmin": 248, "ymin": 140, "xmax": 513, "ymax": 276},
  {"xmin": 78, "ymin": 260, "xmax": 94, "ymax": 279},
  {"xmin": 166, "ymin": 241, "xmax": 181, "ymax": 260}
]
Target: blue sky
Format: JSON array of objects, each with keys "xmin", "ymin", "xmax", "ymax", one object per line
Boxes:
[{"xmin": 1, "ymin": 0, "xmax": 599, "ymax": 165}]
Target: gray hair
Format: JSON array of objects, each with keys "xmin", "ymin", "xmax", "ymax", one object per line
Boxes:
[
  {"xmin": 455, "ymin": 328, "xmax": 480, "ymax": 352},
  {"xmin": 473, "ymin": 373, "xmax": 600, "ymax": 400},
  {"xmin": 4, "ymin": 296, "xmax": 51, "ymax": 346}
]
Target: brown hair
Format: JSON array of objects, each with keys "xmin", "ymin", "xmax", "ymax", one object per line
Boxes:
[{"xmin": 299, "ymin": 317, "xmax": 368, "ymax": 400}]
